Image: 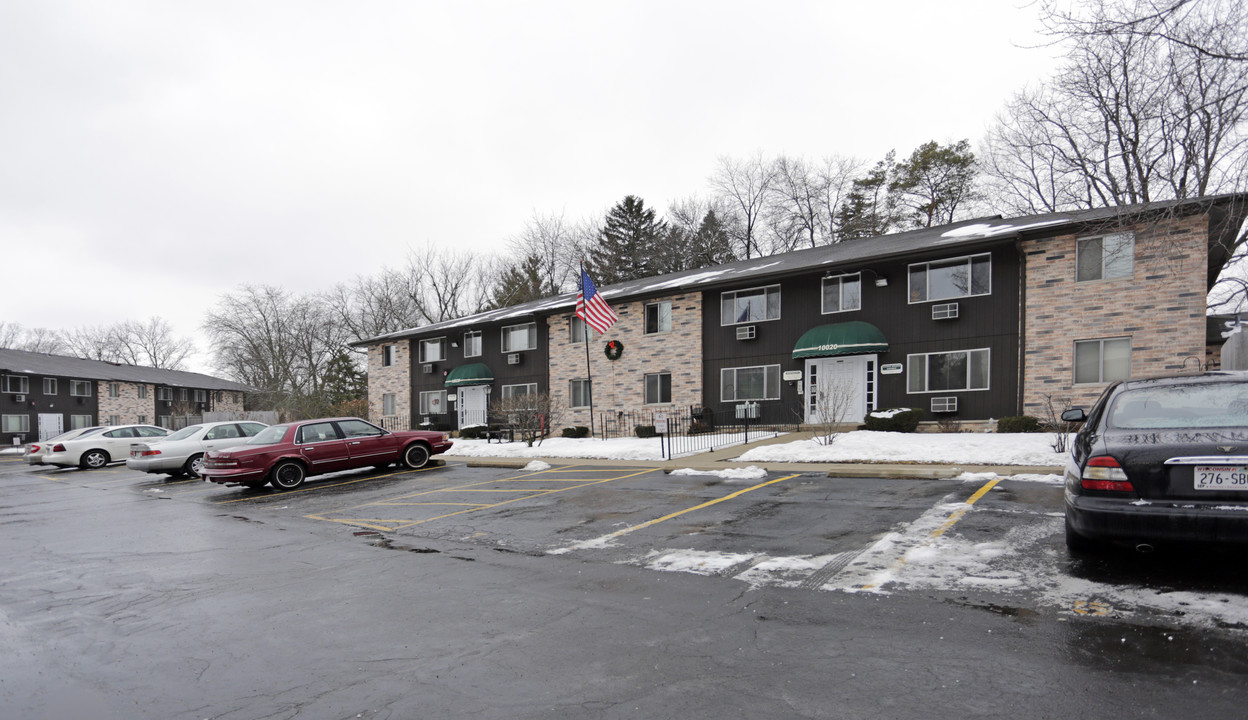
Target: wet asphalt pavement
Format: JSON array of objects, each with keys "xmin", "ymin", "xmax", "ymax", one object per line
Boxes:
[{"xmin": 2, "ymin": 456, "xmax": 1247, "ymax": 719}]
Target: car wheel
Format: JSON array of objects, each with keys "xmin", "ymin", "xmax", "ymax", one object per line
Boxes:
[
  {"xmin": 269, "ymin": 461, "xmax": 306, "ymax": 491},
  {"xmin": 80, "ymin": 450, "xmax": 110, "ymax": 470},
  {"xmin": 183, "ymin": 454, "xmax": 205, "ymax": 478},
  {"xmin": 1064, "ymin": 514, "xmax": 1100, "ymax": 554},
  {"xmin": 402, "ymin": 444, "xmax": 430, "ymax": 469}
]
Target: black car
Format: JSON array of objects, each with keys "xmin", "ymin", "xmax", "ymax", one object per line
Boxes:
[{"xmin": 1061, "ymin": 371, "xmax": 1248, "ymax": 552}]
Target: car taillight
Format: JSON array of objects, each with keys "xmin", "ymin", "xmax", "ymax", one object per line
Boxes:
[
  {"xmin": 1081, "ymin": 456, "xmax": 1135, "ymax": 492},
  {"xmin": 139, "ymin": 449, "xmax": 161, "ymax": 457},
  {"xmin": 52, "ymin": 444, "xmax": 66, "ymax": 452},
  {"xmin": 30, "ymin": 444, "xmax": 40, "ymax": 453}
]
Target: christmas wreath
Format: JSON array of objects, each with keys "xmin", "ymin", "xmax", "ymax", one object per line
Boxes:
[{"xmin": 604, "ymin": 339, "xmax": 624, "ymax": 361}]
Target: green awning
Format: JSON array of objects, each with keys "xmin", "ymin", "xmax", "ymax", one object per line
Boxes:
[
  {"xmin": 444, "ymin": 363, "xmax": 494, "ymax": 388},
  {"xmin": 792, "ymin": 321, "xmax": 889, "ymax": 359}
]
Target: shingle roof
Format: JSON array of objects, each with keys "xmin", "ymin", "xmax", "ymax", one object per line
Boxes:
[
  {"xmin": 0, "ymin": 348, "xmax": 253, "ymax": 391},
  {"xmin": 357, "ymin": 193, "xmax": 1248, "ymax": 345}
]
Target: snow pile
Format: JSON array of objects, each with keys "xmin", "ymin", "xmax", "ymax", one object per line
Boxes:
[
  {"xmin": 737, "ymin": 431, "xmax": 1065, "ymax": 466},
  {"xmin": 669, "ymin": 466, "xmax": 768, "ymax": 481},
  {"xmin": 445, "ymin": 437, "xmax": 666, "ymax": 461},
  {"xmin": 522, "ymin": 460, "xmax": 552, "ymax": 472}
]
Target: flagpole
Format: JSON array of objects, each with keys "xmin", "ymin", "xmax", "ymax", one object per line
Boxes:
[{"xmin": 581, "ymin": 262, "xmax": 595, "ymax": 438}]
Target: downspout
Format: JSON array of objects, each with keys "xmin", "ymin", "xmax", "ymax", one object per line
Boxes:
[{"xmin": 1015, "ymin": 237, "xmax": 1026, "ymax": 416}]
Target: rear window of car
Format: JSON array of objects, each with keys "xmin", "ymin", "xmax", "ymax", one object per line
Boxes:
[
  {"xmin": 1108, "ymin": 383, "xmax": 1248, "ymax": 429},
  {"xmin": 165, "ymin": 425, "xmax": 204, "ymax": 442},
  {"xmin": 247, "ymin": 424, "xmax": 290, "ymax": 445}
]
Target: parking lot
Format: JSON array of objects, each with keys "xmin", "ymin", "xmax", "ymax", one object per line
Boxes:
[{"xmin": 5, "ymin": 454, "xmax": 1248, "ymax": 718}]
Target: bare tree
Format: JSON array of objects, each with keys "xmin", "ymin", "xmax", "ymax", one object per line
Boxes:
[
  {"xmin": 407, "ymin": 246, "xmax": 488, "ymax": 323},
  {"xmin": 807, "ymin": 371, "xmax": 860, "ymax": 446},
  {"xmin": 491, "ymin": 391, "xmax": 564, "ymax": 447},
  {"xmin": 60, "ymin": 325, "xmax": 121, "ymax": 362},
  {"xmin": 510, "ymin": 210, "xmax": 582, "ymax": 294},
  {"xmin": 710, "ymin": 153, "xmax": 777, "ymax": 259},
  {"xmin": 768, "ymin": 155, "xmax": 829, "ymax": 251},
  {"xmin": 331, "ymin": 268, "xmax": 423, "ymax": 348},
  {"xmin": 111, "ymin": 317, "xmax": 194, "ymax": 370},
  {"xmin": 1040, "ymin": 0, "xmax": 1248, "ymax": 63}
]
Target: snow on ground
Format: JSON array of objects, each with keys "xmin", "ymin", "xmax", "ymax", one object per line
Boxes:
[
  {"xmin": 444, "ymin": 437, "xmax": 667, "ymax": 461},
  {"xmin": 668, "ymin": 466, "xmax": 769, "ymax": 481},
  {"xmin": 737, "ymin": 430, "xmax": 1066, "ymax": 466}
]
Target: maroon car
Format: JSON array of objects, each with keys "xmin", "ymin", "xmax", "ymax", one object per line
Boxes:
[{"xmin": 201, "ymin": 417, "xmax": 452, "ymax": 491}]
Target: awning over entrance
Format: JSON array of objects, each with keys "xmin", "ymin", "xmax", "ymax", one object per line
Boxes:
[
  {"xmin": 444, "ymin": 363, "xmax": 494, "ymax": 388},
  {"xmin": 792, "ymin": 321, "xmax": 889, "ymax": 359}
]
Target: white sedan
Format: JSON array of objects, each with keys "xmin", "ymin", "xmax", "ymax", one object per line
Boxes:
[
  {"xmin": 127, "ymin": 421, "xmax": 268, "ymax": 477},
  {"xmin": 43, "ymin": 424, "xmax": 170, "ymax": 469},
  {"xmin": 24, "ymin": 426, "xmax": 106, "ymax": 465}
]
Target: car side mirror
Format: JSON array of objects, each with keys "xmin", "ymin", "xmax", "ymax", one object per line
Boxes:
[{"xmin": 1060, "ymin": 408, "xmax": 1087, "ymax": 423}]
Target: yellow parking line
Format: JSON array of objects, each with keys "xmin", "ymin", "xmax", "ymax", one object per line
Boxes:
[{"xmin": 211, "ymin": 462, "xmax": 459, "ymax": 504}]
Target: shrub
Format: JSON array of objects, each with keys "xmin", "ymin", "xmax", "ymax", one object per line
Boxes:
[
  {"xmin": 561, "ymin": 426, "xmax": 590, "ymax": 438},
  {"xmin": 458, "ymin": 425, "xmax": 490, "ymax": 439},
  {"xmin": 998, "ymin": 415, "xmax": 1042, "ymax": 433},
  {"xmin": 863, "ymin": 408, "xmax": 923, "ymax": 433},
  {"xmin": 635, "ymin": 425, "xmax": 658, "ymax": 438}
]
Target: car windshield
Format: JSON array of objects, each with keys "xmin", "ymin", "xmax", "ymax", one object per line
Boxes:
[
  {"xmin": 164, "ymin": 425, "xmax": 204, "ymax": 442},
  {"xmin": 1108, "ymin": 382, "xmax": 1248, "ymax": 429},
  {"xmin": 246, "ymin": 424, "xmax": 290, "ymax": 445}
]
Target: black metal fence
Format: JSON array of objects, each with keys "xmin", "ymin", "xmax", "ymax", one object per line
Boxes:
[{"xmin": 597, "ymin": 404, "xmax": 802, "ymax": 459}]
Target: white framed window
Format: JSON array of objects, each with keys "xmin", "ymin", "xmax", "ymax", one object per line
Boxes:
[
  {"xmin": 70, "ymin": 380, "xmax": 91, "ymax": 397},
  {"xmin": 70, "ymin": 415, "xmax": 93, "ymax": 429},
  {"xmin": 644, "ymin": 372, "xmax": 672, "ymax": 405},
  {"xmin": 43, "ymin": 378, "xmax": 57, "ymax": 395},
  {"xmin": 1075, "ymin": 337, "xmax": 1131, "ymax": 384},
  {"xmin": 108, "ymin": 383, "xmax": 120, "ymax": 398},
  {"xmin": 137, "ymin": 415, "xmax": 147, "ymax": 424},
  {"xmin": 721, "ymin": 365, "xmax": 781, "ymax": 402},
  {"xmin": 569, "ymin": 379, "xmax": 591, "ymax": 408},
  {"xmin": 137, "ymin": 385, "xmax": 147, "ymax": 399},
  {"xmin": 157, "ymin": 387, "xmax": 172, "ymax": 401},
  {"xmin": 381, "ymin": 344, "xmax": 398, "ymax": 367},
  {"xmin": 419, "ymin": 338, "xmax": 446, "ymax": 363},
  {"xmin": 194, "ymin": 390, "xmax": 207, "ymax": 403},
  {"xmin": 2, "ymin": 414, "xmax": 30, "ymax": 433},
  {"xmin": 502, "ymin": 323, "xmax": 537, "ymax": 352},
  {"xmin": 908, "ymin": 253, "xmax": 991, "ymax": 303},
  {"xmin": 645, "ymin": 301, "xmax": 672, "ymax": 334},
  {"xmin": 569, "ymin": 316, "xmax": 590, "ymax": 344},
  {"xmin": 907, "ymin": 348, "xmax": 990, "ymax": 393},
  {"xmin": 178, "ymin": 388, "xmax": 188, "ymax": 401},
  {"xmin": 463, "ymin": 331, "xmax": 482, "ymax": 358},
  {"xmin": 419, "ymin": 390, "xmax": 447, "ymax": 415},
  {"xmin": 3, "ymin": 375, "xmax": 29, "ymax": 394},
  {"xmin": 107, "ymin": 414, "xmax": 121, "ymax": 426},
  {"xmin": 721, "ymin": 285, "xmax": 781, "ymax": 325},
  {"xmin": 382, "ymin": 393, "xmax": 397, "ymax": 416},
  {"xmin": 1077, "ymin": 232, "xmax": 1134, "ymax": 282},
  {"xmin": 157, "ymin": 415, "xmax": 171, "ymax": 428},
  {"xmin": 502, "ymin": 383, "xmax": 537, "ymax": 409},
  {"xmin": 822, "ymin": 273, "xmax": 862, "ymax": 314}
]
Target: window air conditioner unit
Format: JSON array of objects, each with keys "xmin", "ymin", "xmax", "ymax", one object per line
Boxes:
[
  {"xmin": 932, "ymin": 302, "xmax": 959, "ymax": 320},
  {"xmin": 931, "ymin": 396, "xmax": 958, "ymax": 413},
  {"xmin": 507, "ymin": 353, "xmax": 521, "ymax": 365},
  {"xmin": 422, "ymin": 363, "xmax": 434, "ymax": 374},
  {"xmin": 736, "ymin": 325, "xmax": 756, "ymax": 341},
  {"xmin": 13, "ymin": 394, "xmax": 24, "ymax": 403}
]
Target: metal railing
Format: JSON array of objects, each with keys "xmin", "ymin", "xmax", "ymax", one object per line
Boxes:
[{"xmin": 598, "ymin": 404, "xmax": 801, "ymax": 459}]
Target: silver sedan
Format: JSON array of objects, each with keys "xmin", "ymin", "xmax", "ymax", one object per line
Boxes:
[{"xmin": 127, "ymin": 421, "xmax": 268, "ymax": 477}]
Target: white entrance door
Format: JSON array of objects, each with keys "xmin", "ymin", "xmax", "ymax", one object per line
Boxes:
[
  {"xmin": 805, "ymin": 355, "xmax": 875, "ymax": 425},
  {"xmin": 38, "ymin": 413, "xmax": 63, "ymax": 441},
  {"xmin": 458, "ymin": 385, "xmax": 489, "ymax": 428}
]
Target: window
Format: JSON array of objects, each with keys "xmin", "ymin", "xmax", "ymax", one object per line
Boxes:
[
  {"xmin": 382, "ymin": 393, "xmax": 397, "ymax": 416},
  {"xmin": 339, "ymin": 419, "xmax": 383, "ymax": 437},
  {"xmin": 71, "ymin": 415, "xmax": 92, "ymax": 429},
  {"xmin": 2, "ymin": 414, "xmax": 30, "ymax": 433},
  {"xmin": 194, "ymin": 390, "xmax": 207, "ymax": 403},
  {"xmin": 137, "ymin": 385, "xmax": 147, "ymax": 399},
  {"xmin": 502, "ymin": 323, "xmax": 537, "ymax": 352},
  {"xmin": 1077, "ymin": 232, "xmax": 1134, "ymax": 282},
  {"xmin": 178, "ymin": 389, "xmax": 188, "ymax": 401},
  {"xmin": 822, "ymin": 274, "xmax": 862, "ymax": 314},
  {"xmin": 137, "ymin": 415, "xmax": 148, "ymax": 424},
  {"xmin": 158, "ymin": 415, "xmax": 171, "ymax": 429},
  {"xmin": 907, "ymin": 349, "xmax": 990, "ymax": 393},
  {"xmin": 108, "ymin": 383, "xmax": 120, "ymax": 398},
  {"xmin": 644, "ymin": 372, "xmax": 672, "ymax": 404},
  {"xmin": 157, "ymin": 387, "xmax": 172, "ymax": 402},
  {"xmin": 70, "ymin": 380, "xmax": 91, "ymax": 397},
  {"xmin": 419, "ymin": 390, "xmax": 447, "ymax": 415},
  {"xmin": 297, "ymin": 422, "xmax": 341, "ymax": 443},
  {"xmin": 502, "ymin": 384, "xmax": 537, "ymax": 408},
  {"xmin": 2, "ymin": 375, "xmax": 29, "ymax": 394},
  {"xmin": 1075, "ymin": 337, "xmax": 1131, "ymax": 384},
  {"xmin": 909, "ymin": 254, "xmax": 991, "ymax": 303},
  {"xmin": 721, "ymin": 365, "xmax": 781, "ymax": 402},
  {"xmin": 419, "ymin": 338, "xmax": 446, "ymax": 363},
  {"xmin": 721, "ymin": 285, "xmax": 781, "ymax": 325},
  {"xmin": 463, "ymin": 331, "xmax": 482, "ymax": 358},
  {"xmin": 43, "ymin": 378, "xmax": 57, "ymax": 395},
  {"xmin": 381, "ymin": 344, "xmax": 398, "ymax": 367},
  {"xmin": 569, "ymin": 379, "xmax": 592, "ymax": 408},
  {"xmin": 107, "ymin": 415, "xmax": 121, "ymax": 426},
  {"xmin": 645, "ymin": 301, "xmax": 672, "ymax": 334},
  {"xmin": 569, "ymin": 316, "xmax": 590, "ymax": 344}
]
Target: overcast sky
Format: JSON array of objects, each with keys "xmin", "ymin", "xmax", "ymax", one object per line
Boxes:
[{"xmin": 0, "ymin": 1, "xmax": 1058, "ymax": 373}]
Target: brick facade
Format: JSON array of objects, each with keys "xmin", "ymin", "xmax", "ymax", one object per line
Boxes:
[
  {"xmin": 549, "ymin": 293, "xmax": 703, "ymax": 427},
  {"xmin": 98, "ymin": 382, "xmax": 152, "ymax": 425},
  {"xmin": 1022, "ymin": 214, "xmax": 1210, "ymax": 415},
  {"xmin": 368, "ymin": 340, "xmax": 412, "ymax": 427}
]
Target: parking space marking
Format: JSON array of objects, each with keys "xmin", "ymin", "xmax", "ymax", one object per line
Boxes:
[
  {"xmin": 210, "ymin": 462, "xmax": 461, "ymax": 504},
  {"xmin": 551, "ymin": 473, "xmax": 803, "ymax": 554},
  {"xmin": 305, "ymin": 465, "xmax": 659, "ymax": 532}
]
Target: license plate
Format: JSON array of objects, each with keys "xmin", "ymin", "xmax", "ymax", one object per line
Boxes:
[{"xmin": 1194, "ymin": 466, "xmax": 1248, "ymax": 490}]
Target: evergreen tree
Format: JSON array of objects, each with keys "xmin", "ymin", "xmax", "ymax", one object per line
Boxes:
[
  {"xmin": 689, "ymin": 210, "xmax": 736, "ymax": 268},
  {"xmin": 889, "ymin": 140, "xmax": 978, "ymax": 228},
  {"xmin": 585, "ymin": 195, "xmax": 668, "ymax": 284},
  {"xmin": 836, "ymin": 152, "xmax": 901, "ymax": 240},
  {"xmin": 322, "ymin": 349, "xmax": 367, "ymax": 406},
  {"xmin": 489, "ymin": 254, "xmax": 549, "ymax": 309}
]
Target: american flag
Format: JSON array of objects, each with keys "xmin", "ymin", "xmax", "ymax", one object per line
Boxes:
[{"xmin": 576, "ymin": 268, "xmax": 618, "ymax": 334}]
